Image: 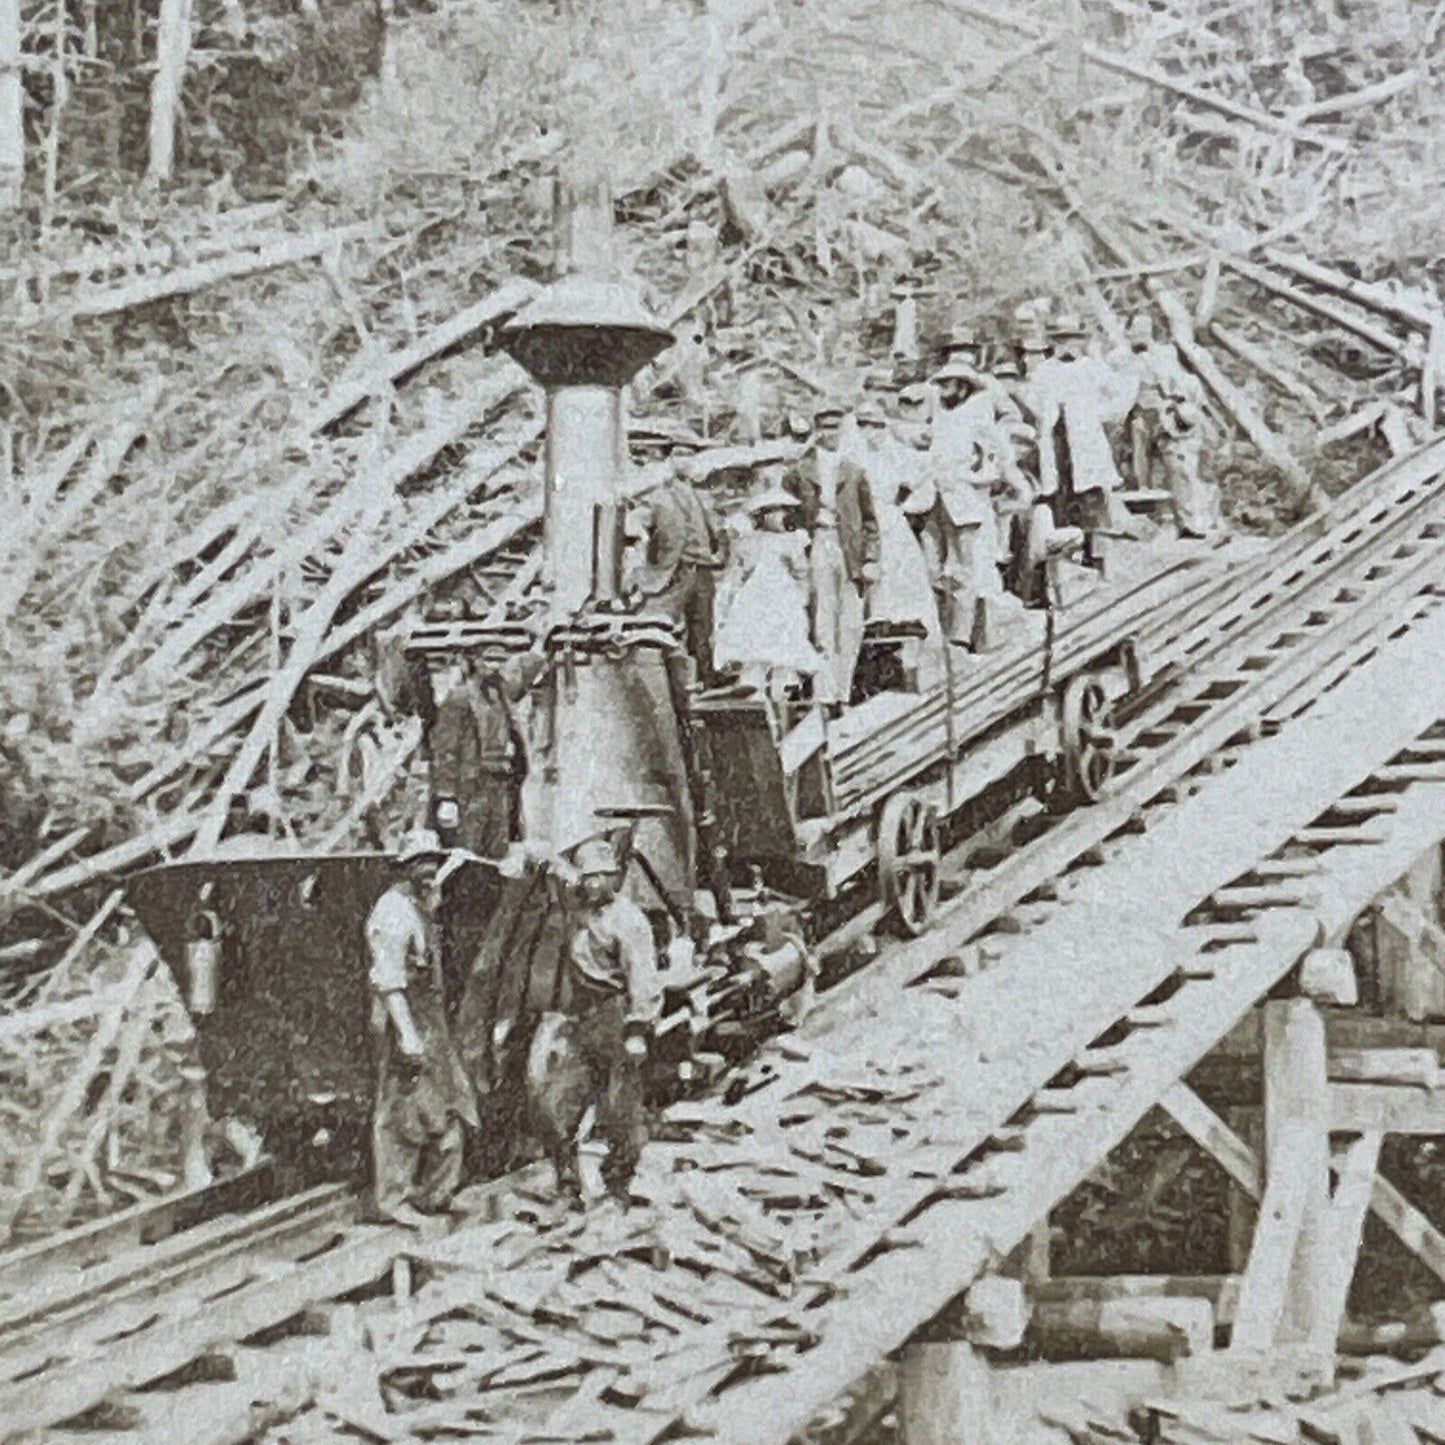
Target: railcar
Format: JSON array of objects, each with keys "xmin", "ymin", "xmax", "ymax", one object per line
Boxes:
[{"xmin": 692, "ymin": 549, "xmax": 1215, "ymax": 935}]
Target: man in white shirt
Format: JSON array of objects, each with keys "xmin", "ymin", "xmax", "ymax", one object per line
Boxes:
[
  {"xmin": 366, "ymin": 829, "xmax": 478, "ymax": 1227},
  {"xmin": 925, "ymin": 359, "xmax": 1031, "ymax": 644},
  {"xmin": 1121, "ymin": 314, "xmax": 1221, "ymax": 538},
  {"xmin": 1026, "ymin": 317, "xmax": 1139, "ymax": 559}
]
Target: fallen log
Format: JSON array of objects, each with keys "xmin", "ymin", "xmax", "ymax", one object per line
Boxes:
[
  {"xmin": 57, "ymin": 985, "xmax": 156, "ymax": 1220},
  {"xmin": 1287, "ymin": 68, "xmax": 1420, "ymax": 124},
  {"xmin": 1, "ymin": 943, "xmax": 156, "ymax": 1239},
  {"xmin": 26, "ymin": 813, "xmax": 202, "ymax": 901},
  {"xmin": 298, "ymin": 279, "xmax": 536, "ymax": 433},
  {"xmin": 0, "ymin": 390, "xmax": 160, "ymax": 627},
  {"xmin": 142, "ymin": 374, "xmax": 519, "ymax": 681},
  {"xmin": 15, "ymin": 224, "xmax": 372, "ymax": 329},
  {"xmin": 1, "ymin": 826, "xmax": 93, "ymax": 897},
  {"xmin": 27, "ymin": 892, "xmax": 125, "ymax": 1006},
  {"xmin": 189, "ymin": 466, "xmax": 402, "ymax": 852},
  {"xmin": 934, "ymin": 0, "xmax": 1349, "ymax": 154},
  {"xmin": 1031, "ymin": 1295, "xmax": 1216, "ymax": 1364},
  {"xmin": 1261, "ymin": 248, "xmax": 1440, "ymax": 334},
  {"xmin": 0, "ymin": 985, "xmax": 129, "ymax": 1045},
  {"xmin": 1207, "ymin": 322, "xmax": 1329, "ymax": 425},
  {"xmin": 1144, "ymin": 298, "xmax": 1288, "ymax": 480},
  {"xmin": 1219, "ymin": 252, "xmax": 1413, "ymax": 360}
]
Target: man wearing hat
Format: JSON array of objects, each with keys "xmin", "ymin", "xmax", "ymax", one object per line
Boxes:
[
  {"xmin": 626, "ymin": 452, "xmax": 728, "ymax": 687},
  {"xmin": 1027, "ymin": 314, "xmax": 1139, "ymax": 555},
  {"xmin": 365, "ymin": 828, "xmax": 479, "ymax": 1227},
  {"xmin": 925, "ymin": 356, "xmax": 1033, "ymax": 643},
  {"xmin": 529, "ymin": 836, "xmax": 663, "ymax": 1205},
  {"xmin": 790, "ymin": 405, "xmax": 879, "ymax": 707},
  {"xmin": 431, "ymin": 653, "xmax": 543, "ymax": 860},
  {"xmin": 1121, "ymin": 314, "xmax": 1220, "ymax": 538},
  {"xmin": 890, "ymin": 277, "xmax": 919, "ymax": 360}
]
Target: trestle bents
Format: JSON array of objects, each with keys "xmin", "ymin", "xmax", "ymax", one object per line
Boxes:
[{"xmin": 146, "ymin": 595, "xmax": 1445, "ymax": 1445}]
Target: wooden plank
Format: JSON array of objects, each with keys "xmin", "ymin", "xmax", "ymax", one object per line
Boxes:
[
  {"xmin": 1330, "ymin": 1083, "xmax": 1445, "ymax": 1135},
  {"xmin": 0, "ymin": 1184, "xmax": 345, "ymax": 1340},
  {"xmin": 1328, "ymin": 1048, "xmax": 1440, "ymax": 1089},
  {"xmin": 0, "ymin": 1162, "xmax": 276, "ymax": 1301},
  {"xmin": 0, "ymin": 1227, "xmax": 401, "ymax": 1435},
  {"xmin": 1312, "ymin": 1131, "xmax": 1382, "ymax": 1357}
]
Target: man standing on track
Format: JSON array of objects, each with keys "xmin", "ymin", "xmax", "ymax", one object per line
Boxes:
[
  {"xmin": 528, "ymin": 837, "xmax": 663, "ymax": 1207},
  {"xmin": 1027, "ymin": 316, "xmax": 1140, "ymax": 561},
  {"xmin": 791, "ymin": 405, "xmax": 880, "ymax": 707},
  {"xmin": 1122, "ymin": 314, "xmax": 1220, "ymax": 538},
  {"xmin": 366, "ymin": 829, "xmax": 478, "ymax": 1227},
  {"xmin": 431, "ymin": 654, "xmax": 543, "ymax": 860}
]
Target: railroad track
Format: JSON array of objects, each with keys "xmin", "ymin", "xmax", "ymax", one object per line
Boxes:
[
  {"xmin": 6, "ymin": 446, "xmax": 1445, "ymax": 1442},
  {"xmin": 822, "ymin": 435, "xmax": 1445, "ymax": 961}
]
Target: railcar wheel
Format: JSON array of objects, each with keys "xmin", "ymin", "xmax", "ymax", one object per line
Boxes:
[
  {"xmin": 1061, "ymin": 674, "xmax": 1118, "ymax": 802},
  {"xmin": 878, "ymin": 792, "xmax": 942, "ymax": 937}
]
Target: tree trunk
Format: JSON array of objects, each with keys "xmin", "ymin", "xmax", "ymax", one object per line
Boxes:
[
  {"xmin": 146, "ymin": 0, "xmax": 194, "ymax": 185},
  {"xmin": 0, "ymin": 0, "xmax": 21, "ymax": 210}
]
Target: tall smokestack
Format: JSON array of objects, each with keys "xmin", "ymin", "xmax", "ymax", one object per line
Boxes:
[{"xmin": 501, "ymin": 162, "xmax": 672, "ymax": 615}]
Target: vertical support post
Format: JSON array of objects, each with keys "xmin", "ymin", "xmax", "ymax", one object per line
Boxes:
[
  {"xmin": 1023, "ymin": 1220, "xmax": 1051, "ymax": 1288},
  {"xmin": 1311, "ymin": 1130, "xmax": 1382, "ymax": 1356},
  {"xmin": 1224, "ymin": 1105, "xmax": 1261, "ymax": 1274},
  {"xmin": 146, "ymin": 0, "xmax": 194, "ymax": 184},
  {"xmin": 897, "ymin": 1343, "xmax": 993, "ymax": 1445},
  {"xmin": 1230, "ymin": 998, "xmax": 1330, "ymax": 1355},
  {"xmin": 0, "ymin": 0, "xmax": 21, "ymax": 209}
]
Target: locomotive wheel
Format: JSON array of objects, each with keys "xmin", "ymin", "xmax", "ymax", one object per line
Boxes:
[
  {"xmin": 878, "ymin": 792, "xmax": 942, "ymax": 937},
  {"xmin": 1061, "ymin": 674, "xmax": 1119, "ymax": 802}
]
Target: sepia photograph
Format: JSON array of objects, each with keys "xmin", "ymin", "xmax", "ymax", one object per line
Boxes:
[{"xmin": 4, "ymin": 0, "xmax": 1445, "ymax": 1440}]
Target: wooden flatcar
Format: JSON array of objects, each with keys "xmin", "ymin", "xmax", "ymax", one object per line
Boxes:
[{"xmin": 694, "ymin": 551, "xmax": 1221, "ymax": 934}]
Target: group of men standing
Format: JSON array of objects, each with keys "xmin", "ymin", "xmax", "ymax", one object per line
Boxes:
[
  {"xmin": 364, "ymin": 828, "xmax": 664, "ymax": 1224},
  {"xmin": 619, "ymin": 304, "xmax": 1221, "ymax": 710}
]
